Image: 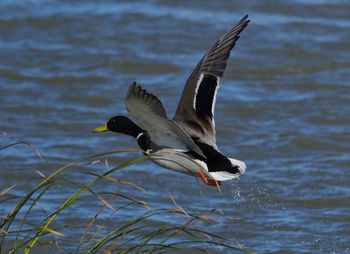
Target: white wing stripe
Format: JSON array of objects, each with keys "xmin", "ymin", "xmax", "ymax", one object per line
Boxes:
[
  {"xmin": 211, "ymin": 77, "xmax": 220, "ymax": 127},
  {"xmin": 193, "ymin": 72, "xmax": 204, "ymax": 110}
]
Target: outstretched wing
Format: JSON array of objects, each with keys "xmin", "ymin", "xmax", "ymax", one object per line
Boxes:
[
  {"xmin": 173, "ymin": 15, "xmax": 249, "ymax": 149},
  {"xmin": 125, "ymin": 82, "xmax": 205, "ymax": 158}
]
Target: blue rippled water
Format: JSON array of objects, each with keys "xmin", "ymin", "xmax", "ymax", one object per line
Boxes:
[{"xmin": 1, "ymin": 0, "xmax": 350, "ymax": 253}]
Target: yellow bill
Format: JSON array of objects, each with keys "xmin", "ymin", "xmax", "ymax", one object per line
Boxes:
[{"xmin": 92, "ymin": 124, "xmax": 108, "ymax": 132}]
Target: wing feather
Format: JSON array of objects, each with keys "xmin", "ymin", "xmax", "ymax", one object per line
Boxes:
[
  {"xmin": 173, "ymin": 15, "xmax": 249, "ymax": 148},
  {"xmin": 125, "ymin": 82, "xmax": 205, "ymax": 158}
]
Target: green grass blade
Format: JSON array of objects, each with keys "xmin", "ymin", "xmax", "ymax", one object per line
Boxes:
[{"xmin": 24, "ymin": 155, "xmax": 148, "ymax": 253}]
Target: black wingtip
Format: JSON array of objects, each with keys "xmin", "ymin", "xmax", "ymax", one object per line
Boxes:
[
  {"xmin": 240, "ymin": 14, "xmax": 250, "ymax": 25},
  {"xmin": 126, "ymin": 81, "xmax": 138, "ymax": 100},
  {"xmin": 129, "ymin": 81, "xmax": 137, "ymax": 91},
  {"xmin": 237, "ymin": 15, "xmax": 250, "ymax": 34}
]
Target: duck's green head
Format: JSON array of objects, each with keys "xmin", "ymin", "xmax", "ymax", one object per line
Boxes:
[{"xmin": 93, "ymin": 115, "xmax": 144, "ymax": 138}]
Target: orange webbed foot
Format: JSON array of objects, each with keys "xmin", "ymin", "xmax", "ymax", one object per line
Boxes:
[{"xmin": 199, "ymin": 171, "xmax": 221, "ymax": 187}]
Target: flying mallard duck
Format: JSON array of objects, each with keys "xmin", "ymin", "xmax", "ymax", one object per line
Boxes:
[{"xmin": 93, "ymin": 15, "xmax": 249, "ymax": 186}]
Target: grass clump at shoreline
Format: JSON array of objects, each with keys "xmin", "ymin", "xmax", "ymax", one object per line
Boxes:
[{"xmin": 0, "ymin": 142, "xmax": 254, "ymax": 253}]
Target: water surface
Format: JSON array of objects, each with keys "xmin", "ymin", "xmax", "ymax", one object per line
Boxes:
[{"xmin": 1, "ymin": 0, "xmax": 350, "ymax": 253}]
